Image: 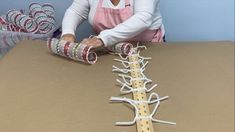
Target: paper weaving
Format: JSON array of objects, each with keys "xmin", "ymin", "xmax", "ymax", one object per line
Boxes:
[
  {"xmin": 47, "ymin": 38, "xmax": 134, "ymax": 64},
  {"xmin": 110, "ymin": 44, "xmax": 176, "ymax": 132}
]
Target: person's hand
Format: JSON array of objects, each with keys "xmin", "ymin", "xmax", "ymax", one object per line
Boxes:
[
  {"xmin": 61, "ymin": 34, "xmax": 76, "ymax": 43},
  {"xmin": 80, "ymin": 37, "xmax": 104, "ymax": 49}
]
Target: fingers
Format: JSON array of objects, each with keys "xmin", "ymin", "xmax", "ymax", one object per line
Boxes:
[
  {"xmin": 81, "ymin": 37, "xmax": 104, "ymax": 48},
  {"xmin": 81, "ymin": 38, "xmax": 89, "ymax": 45},
  {"xmin": 61, "ymin": 34, "xmax": 76, "ymax": 43},
  {"xmin": 61, "ymin": 35, "xmax": 104, "ymax": 49}
]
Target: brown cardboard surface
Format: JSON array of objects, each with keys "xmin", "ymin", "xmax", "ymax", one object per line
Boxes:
[{"xmin": 0, "ymin": 40, "xmax": 234, "ymax": 132}]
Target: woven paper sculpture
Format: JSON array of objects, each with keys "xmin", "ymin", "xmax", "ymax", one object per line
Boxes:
[
  {"xmin": 47, "ymin": 38, "xmax": 134, "ymax": 64},
  {"xmin": 47, "ymin": 38, "xmax": 97, "ymax": 64},
  {"xmin": 110, "ymin": 44, "xmax": 176, "ymax": 132},
  {"xmin": 0, "ymin": 3, "xmax": 55, "ymax": 34}
]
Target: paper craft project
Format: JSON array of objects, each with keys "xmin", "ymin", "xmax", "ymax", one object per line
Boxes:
[
  {"xmin": 111, "ymin": 44, "xmax": 176, "ymax": 132},
  {"xmin": 29, "ymin": 3, "xmax": 55, "ymax": 34},
  {"xmin": 47, "ymin": 38, "xmax": 134, "ymax": 64},
  {"xmin": 6, "ymin": 10, "xmax": 38, "ymax": 33},
  {"xmin": 47, "ymin": 38, "xmax": 97, "ymax": 64},
  {"xmin": 107, "ymin": 42, "xmax": 133, "ymax": 55},
  {"xmin": 0, "ymin": 3, "xmax": 55, "ymax": 34}
]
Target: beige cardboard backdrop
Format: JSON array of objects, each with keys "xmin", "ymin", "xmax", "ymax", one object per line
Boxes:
[{"xmin": 0, "ymin": 40, "xmax": 234, "ymax": 132}]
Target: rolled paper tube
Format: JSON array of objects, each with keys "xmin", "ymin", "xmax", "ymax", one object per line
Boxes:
[
  {"xmin": 6, "ymin": 10, "xmax": 38, "ymax": 33},
  {"xmin": 107, "ymin": 42, "xmax": 133, "ymax": 55},
  {"xmin": 6, "ymin": 23, "xmax": 26, "ymax": 32},
  {"xmin": 2, "ymin": 3, "xmax": 55, "ymax": 34},
  {"xmin": 46, "ymin": 16, "xmax": 56, "ymax": 26},
  {"xmin": 37, "ymin": 16, "xmax": 55, "ymax": 33},
  {"xmin": 29, "ymin": 3, "xmax": 42, "ymax": 11},
  {"xmin": 6, "ymin": 10, "xmax": 17, "ymax": 22},
  {"xmin": 38, "ymin": 23, "xmax": 52, "ymax": 34},
  {"xmin": 29, "ymin": 8, "xmax": 49, "ymax": 28},
  {"xmin": 47, "ymin": 38, "xmax": 98, "ymax": 64},
  {"xmin": 23, "ymin": 18, "xmax": 38, "ymax": 33},
  {"xmin": 42, "ymin": 3, "xmax": 55, "ymax": 16},
  {"xmin": 29, "ymin": 3, "xmax": 54, "ymax": 34},
  {"xmin": 42, "ymin": 3, "xmax": 55, "ymax": 11}
]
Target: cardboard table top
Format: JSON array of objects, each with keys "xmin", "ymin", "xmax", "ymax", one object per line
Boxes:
[{"xmin": 0, "ymin": 40, "xmax": 234, "ymax": 132}]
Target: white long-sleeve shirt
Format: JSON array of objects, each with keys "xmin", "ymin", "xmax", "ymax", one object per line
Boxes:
[{"xmin": 62, "ymin": 0, "xmax": 163, "ymax": 46}]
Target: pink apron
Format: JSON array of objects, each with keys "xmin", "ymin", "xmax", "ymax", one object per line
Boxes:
[{"xmin": 92, "ymin": 0, "xmax": 164, "ymax": 43}]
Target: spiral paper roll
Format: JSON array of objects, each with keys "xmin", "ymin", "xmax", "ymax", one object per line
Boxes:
[
  {"xmin": 0, "ymin": 2, "xmax": 55, "ymax": 34},
  {"xmin": 42, "ymin": 3, "xmax": 55, "ymax": 17},
  {"xmin": 6, "ymin": 10, "xmax": 38, "ymax": 33},
  {"xmin": 107, "ymin": 42, "xmax": 133, "ymax": 55},
  {"xmin": 47, "ymin": 38, "xmax": 97, "ymax": 64},
  {"xmin": 29, "ymin": 3, "xmax": 55, "ymax": 34},
  {"xmin": 47, "ymin": 38, "xmax": 136, "ymax": 64}
]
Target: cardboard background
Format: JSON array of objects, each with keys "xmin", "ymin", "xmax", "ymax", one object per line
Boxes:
[{"xmin": 0, "ymin": 40, "xmax": 234, "ymax": 132}]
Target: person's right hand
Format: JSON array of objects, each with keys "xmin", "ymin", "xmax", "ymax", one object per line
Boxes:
[{"xmin": 61, "ymin": 34, "xmax": 76, "ymax": 43}]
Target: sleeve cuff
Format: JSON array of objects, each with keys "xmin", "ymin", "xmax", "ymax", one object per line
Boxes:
[
  {"xmin": 61, "ymin": 31, "xmax": 75, "ymax": 37},
  {"xmin": 98, "ymin": 32, "xmax": 116, "ymax": 47}
]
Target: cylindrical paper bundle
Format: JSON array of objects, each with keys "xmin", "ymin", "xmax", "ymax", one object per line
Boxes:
[
  {"xmin": 29, "ymin": 3, "xmax": 52, "ymax": 34},
  {"xmin": 6, "ymin": 10, "xmax": 38, "ymax": 33},
  {"xmin": 47, "ymin": 38, "xmax": 97, "ymax": 64},
  {"xmin": 107, "ymin": 42, "xmax": 133, "ymax": 55}
]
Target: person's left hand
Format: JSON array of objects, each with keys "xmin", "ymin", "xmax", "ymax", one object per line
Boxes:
[{"xmin": 80, "ymin": 37, "xmax": 104, "ymax": 49}]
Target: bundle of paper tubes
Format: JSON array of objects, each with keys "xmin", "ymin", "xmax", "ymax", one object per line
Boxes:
[
  {"xmin": 47, "ymin": 38, "xmax": 134, "ymax": 64},
  {"xmin": 0, "ymin": 3, "xmax": 55, "ymax": 34}
]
